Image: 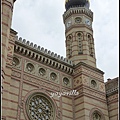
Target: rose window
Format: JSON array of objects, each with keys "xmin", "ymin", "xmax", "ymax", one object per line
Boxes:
[{"xmin": 26, "ymin": 93, "xmax": 55, "ymax": 120}]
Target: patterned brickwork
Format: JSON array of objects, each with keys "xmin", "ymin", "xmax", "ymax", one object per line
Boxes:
[{"xmin": 2, "ymin": 1, "xmax": 118, "ymax": 120}]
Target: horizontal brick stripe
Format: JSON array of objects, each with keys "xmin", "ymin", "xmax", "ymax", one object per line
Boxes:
[
  {"xmin": 62, "ymin": 101, "xmax": 72, "ymax": 106},
  {"xmin": 62, "ymin": 114, "xmax": 73, "ymax": 119},
  {"xmin": 75, "ymin": 107, "xmax": 90, "ymax": 113},
  {"xmin": 2, "ymin": 106, "xmax": 17, "ymax": 111},
  {"xmin": 109, "ymin": 114, "xmax": 118, "ymax": 118},
  {"xmin": 2, "ymin": 98, "xmax": 18, "ymax": 104},
  {"xmin": 62, "ymin": 107, "xmax": 73, "ymax": 112},
  {"xmin": 2, "ymin": 32, "xmax": 9, "ymax": 37},
  {"xmin": 2, "ymin": 21, "xmax": 9, "ymax": 27},
  {"xmin": 75, "ymin": 114, "xmax": 89, "ymax": 119}
]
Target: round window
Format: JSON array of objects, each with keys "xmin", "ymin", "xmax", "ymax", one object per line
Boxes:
[
  {"xmin": 13, "ymin": 57, "xmax": 20, "ymax": 66},
  {"xmin": 63, "ymin": 77, "xmax": 70, "ymax": 85},
  {"xmin": 26, "ymin": 63, "xmax": 34, "ymax": 72},
  {"xmin": 39, "ymin": 68, "xmax": 46, "ymax": 76},
  {"xmin": 26, "ymin": 93, "xmax": 55, "ymax": 120},
  {"xmin": 50, "ymin": 73, "xmax": 57, "ymax": 81}
]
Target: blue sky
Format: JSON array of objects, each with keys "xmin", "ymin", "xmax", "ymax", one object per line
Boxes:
[{"xmin": 11, "ymin": 0, "xmax": 119, "ymax": 82}]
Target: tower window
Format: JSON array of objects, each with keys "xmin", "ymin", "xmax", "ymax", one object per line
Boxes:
[
  {"xmin": 91, "ymin": 80, "xmax": 97, "ymax": 88},
  {"xmin": 93, "ymin": 112, "xmax": 101, "ymax": 120},
  {"xmin": 67, "ymin": 35, "xmax": 72, "ymax": 58},
  {"xmin": 77, "ymin": 32, "xmax": 83, "ymax": 54},
  {"xmin": 88, "ymin": 34, "xmax": 94, "ymax": 57}
]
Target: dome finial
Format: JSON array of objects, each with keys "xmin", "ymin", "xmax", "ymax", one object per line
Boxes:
[{"xmin": 65, "ymin": 0, "xmax": 90, "ymax": 10}]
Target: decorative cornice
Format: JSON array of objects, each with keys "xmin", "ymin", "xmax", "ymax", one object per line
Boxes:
[
  {"xmin": 10, "ymin": 28, "xmax": 18, "ymax": 35},
  {"xmin": 63, "ymin": 7, "xmax": 93, "ymax": 23},
  {"xmin": 106, "ymin": 87, "xmax": 118, "ymax": 96},
  {"xmin": 105, "ymin": 77, "xmax": 118, "ymax": 96},
  {"xmin": 73, "ymin": 62, "xmax": 104, "ymax": 74},
  {"xmin": 14, "ymin": 36, "xmax": 74, "ymax": 74}
]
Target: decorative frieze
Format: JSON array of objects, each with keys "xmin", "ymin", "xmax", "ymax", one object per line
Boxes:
[
  {"xmin": 82, "ymin": 68, "xmax": 103, "ymax": 80},
  {"xmin": 7, "ymin": 44, "xmax": 14, "ymax": 56},
  {"xmin": 99, "ymin": 82, "xmax": 105, "ymax": 92},
  {"xmin": 15, "ymin": 36, "xmax": 73, "ymax": 65},
  {"xmin": 74, "ymin": 76, "xmax": 82, "ymax": 87},
  {"xmin": 82, "ymin": 75, "xmax": 89, "ymax": 86},
  {"xmin": 105, "ymin": 78, "xmax": 118, "ymax": 96},
  {"xmin": 74, "ymin": 66, "xmax": 103, "ymax": 80},
  {"xmin": 23, "ymin": 74, "xmax": 60, "ymax": 91},
  {"xmin": 6, "ymin": 59, "xmax": 12, "ymax": 66},
  {"xmin": 11, "ymin": 71, "xmax": 21, "ymax": 78},
  {"xmin": 107, "ymin": 94, "xmax": 118, "ymax": 102},
  {"xmin": 82, "ymin": 88, "xmax": 106, "ymax": 100},
  {"xmin": 14, "ymin": 37, "xmax": 74, "ymax": 75}
]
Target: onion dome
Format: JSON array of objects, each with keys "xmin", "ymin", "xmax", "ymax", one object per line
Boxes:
[{"xmin": 65, "ymin": 0, "xmax": 90, "ymax": 10}]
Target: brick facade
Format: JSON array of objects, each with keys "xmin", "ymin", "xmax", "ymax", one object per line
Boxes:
[{"xmin": 1, "ymin": 0, "xmax": 118, "ymax": 120}]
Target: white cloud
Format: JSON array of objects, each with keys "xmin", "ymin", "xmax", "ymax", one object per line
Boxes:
[{"xmin": 12, "ymin": 0, "xmax": 118, "ymax": 82}]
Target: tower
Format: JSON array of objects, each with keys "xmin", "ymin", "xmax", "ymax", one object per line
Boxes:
[
  {"xmin": 63, "ymin": 0, "xmax": 110, "ymax": 119},
  {"xmin": 2, "ymin": 0, "xmax": 17, "ymax": 119},
  {"xmin": 63, "ymin": 0, "xmax": 96, "ymax": 67}
]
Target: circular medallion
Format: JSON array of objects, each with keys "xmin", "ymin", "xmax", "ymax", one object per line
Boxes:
[
  {"xmin": 50, "ymin": 73, "xmax": 57, "ymax": 81},
  {"xmin": 63, "ymin": 77, "xmax": 70, "ymax": 85},
  {"xmin": 26, "ymin": 63, "xmax": 34, "ymax": 72},
  {"xmin": 39, "ymin": 68, "xmax": 46, "ymax": 76},
  {"xmin": 75, "ymin": 17, "xmax": 82, "ymax": 23},
  {"xmin": 12, "ymin": 57, "xmax": 20, "ymax": 66}
]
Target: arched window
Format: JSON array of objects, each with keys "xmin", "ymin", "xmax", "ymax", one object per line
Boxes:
[
  {"xmin": 89, "ymin": 108, "xmax": 105, "ymax": 120},
  {"xmin": 77, "ymin": 32, "xmax": 83, "ymax": 54},
  {"xmin": 93, "ymin": 112, "xmax": 101, "ymax": 120},
  {"xmin": 88, "ymin": 34, "xmax": 94, "ymax": 57},
  {"xmin": 67, "ymin": 35, "xmax": 72, "ymax": 58}
]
